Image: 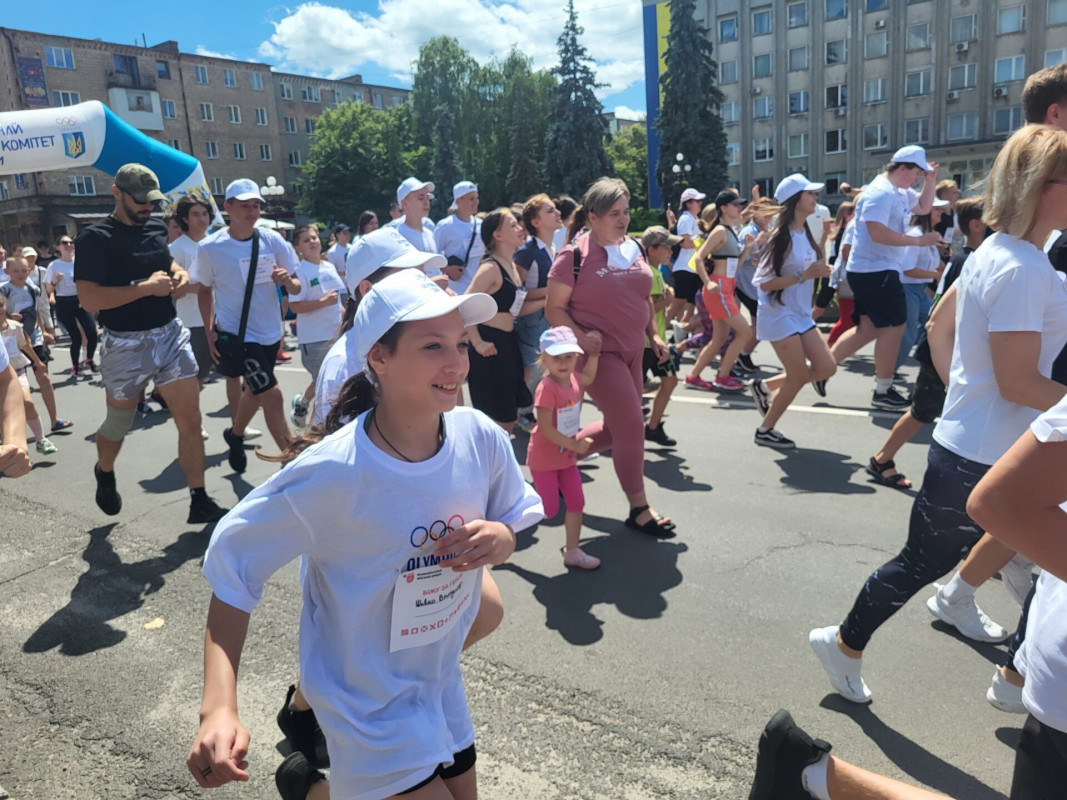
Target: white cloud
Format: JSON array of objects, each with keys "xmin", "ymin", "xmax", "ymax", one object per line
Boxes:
[
  {"xmin": 612, "ymin": 105, "xmax": 646, "ymax": 121},
  {"xmin": 194, "ymin": 45, "xmax": 239, "ymax": 61},
  {"xmin": 258, "ymin": 0, "xmax": 644, "ymax": 98}
]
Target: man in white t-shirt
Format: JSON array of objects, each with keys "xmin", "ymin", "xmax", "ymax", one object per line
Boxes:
[
  {"xmin": 433, "ymin": 181, "xmax": 484, "ymax": 295},
  {"xmin": 170, "ymin": 196, "xmax": 215, "ymax": 386},
  {"xmin": 394, "ymin": 178, "xmax": 440, "ymax": 258},
  {"xmin": 668, "ymin": 187, "xmax": 706, "ymax": 327},
  {"xmin": 196, "ymin": 179, "xmax": 301, "ymax": 473},
  {"xmin": 807, "ymin": 202, "xmax": 833, "ymax": 254},
  {"xmin": 325, "ymin": 224, "xmax": 351, "ymax": 279}
]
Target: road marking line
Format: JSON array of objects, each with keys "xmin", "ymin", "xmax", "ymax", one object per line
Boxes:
[{"xmin": 657, "ymin": 393, "xmax": 902, "ymax": 419}]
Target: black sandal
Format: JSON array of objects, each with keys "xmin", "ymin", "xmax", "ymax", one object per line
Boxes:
[
  {"xmin": 865, "ymin": 457, "xmax": 911, "ymax": 490},
  {"xmin": 624, "ymin": 505, "xmax": 677, "ymax": 537}
]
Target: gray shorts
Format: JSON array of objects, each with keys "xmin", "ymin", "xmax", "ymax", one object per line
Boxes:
[
  {"xmin": 99, "ymin": 318, "xmax": 198, "ymax": 400},
  {"xmin": 299, "ymin": 340, "xmax": 332, "ymax": 381}
]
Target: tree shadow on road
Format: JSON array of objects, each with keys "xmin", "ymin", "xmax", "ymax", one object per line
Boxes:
[
  {"xmin": 770, "ymin": 448, "xmax": 877, "ymax": 495},
  {"xmin": 495, "ymin": 518, "xmax": 687, "ymax": 646},
  {"xmin": 22, "ymin": 522, "xmax": 210, "ymax": 656},
  {"xmin": 819, "ymin": 695, "xmax": 1006, "ymax": 800}
]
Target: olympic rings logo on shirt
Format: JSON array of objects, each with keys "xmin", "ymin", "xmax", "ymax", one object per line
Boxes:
[
  {"xmin": 54, "ymin": 117, "xmax": 79, "ymax": 127},
  {"xmin": 410, "ymin": 515, "xmax": 465, "ymax": 549}
]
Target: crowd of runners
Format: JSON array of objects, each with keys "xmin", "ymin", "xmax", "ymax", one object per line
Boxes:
[{"xmin": 2, "ymin": 62, "xmax": 1067, "ymax": 800}]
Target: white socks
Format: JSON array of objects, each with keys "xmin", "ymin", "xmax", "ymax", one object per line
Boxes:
[
  {"xmin": 28, "ymin": 416, "xmax": 44, "ymax": 442},
  {"xmin": 801, "ymin": 753, "xmax": 832, "ymax": 800},
  {"xmin": 874, "ymin": 377, "xmax": 892, "ymax": 393},
  {"xmin": 941, "ymin": 572, "xmax": 978, "ymax": 604}
]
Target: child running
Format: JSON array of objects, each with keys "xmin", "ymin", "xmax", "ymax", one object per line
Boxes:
[
  {"xmin": 187, "ymin": 268, "xmax": 543, "ymax": 800},
  {"xmin": 0, "ymin": 294, "xmax": 57, "ymax": 456},
  {"xmin": 641, "ymin": 226, "xmax": 682, "ymax": 446},
  {"xmin": 527, "ymin": 326, "xmax": 600, "ymax": 570}
]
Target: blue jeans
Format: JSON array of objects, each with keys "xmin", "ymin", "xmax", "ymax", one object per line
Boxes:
[{"xmin": 897, "ymin": 283, "xmax": 932, "ymax": 370}]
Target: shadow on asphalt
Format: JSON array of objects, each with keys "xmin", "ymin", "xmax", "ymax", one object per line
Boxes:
[
  {"xmin": 138, "ymin": 453, "xmax": 230, "ymax": 494},
  {"xmin": 994, "ymin": 725, "xmax": 1023, "ymax": 751},
  {"xmin": 22, "ymin": 522, "xmax": 212, "ymax": 656},
  {"xmin": 927, "ymin": 620, "xmax": 1009, "ymax": 667},
  {"xmin": 819, "ymin": 695, "xmax": 1006, "ymax": 800},
  {"xmin": 643, "ymin": 449, "xmax": 713, "ymax": 494},
  {"xmin": 770, "ymin": 448, "xmax": 876, "ymax": 495},
  {"xmin": 496, "ymin": 517, "xmax": 687, "ymax": 646}
]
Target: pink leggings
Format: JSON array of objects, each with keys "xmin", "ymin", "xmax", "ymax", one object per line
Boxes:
[
  {"xmin": 578, "ymin": 349, "xmax": 646, "ymax": 497},
  {"xmin": 530, "ymin": 464, "xmax": 585, "ymax": 517}
]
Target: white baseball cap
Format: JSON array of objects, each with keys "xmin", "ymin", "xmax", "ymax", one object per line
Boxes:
[
  {"xmin": 891, "ymin": 145, "xmax": 932, "ymax": 171},
  {"xmin": 679, "ymin": 188, "xmax": 706, "ymax": 204},
  {"xmin": 344, "ymin": 227, "xmax": 447, "ymax": 292},
  {"xmin": 225, "ymin": 178, "xmax": 265, "ymax": 203},
  {"xmin": 397, "ymin": 177, "xmax": 435, "ymax": 205},
  {"xmin": 354, "ymin": 269, "xmax": 496, "ymax": 364},
  {"xmin": 932, "ymin": 197, "xmax": 950, "ymax": 208},
  {"xmin": 773, "ymin": 173, "xmax": 825, "ymax": 203},
  {"xmin": 453, "ymin": 181, "xmax": 477, "ymax": 202}
]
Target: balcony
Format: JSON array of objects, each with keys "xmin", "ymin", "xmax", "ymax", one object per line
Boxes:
[{"xmin": 106, "ymin": 70, "xmax": 157, "ymax": 91}]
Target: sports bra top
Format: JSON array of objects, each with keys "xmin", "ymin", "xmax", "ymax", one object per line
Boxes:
[
  {"xmin": 482, "ymin": 256, "xmax": 518, "ymax": 314},
  {"xmin": 710, "ymin": 226, "xmax": 742, "ymax": 259}
]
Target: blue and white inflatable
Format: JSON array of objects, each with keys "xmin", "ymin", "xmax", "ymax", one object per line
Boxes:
[{"xmin": 0, "ymin": 100, "xmax": 220, "ymax": 221}]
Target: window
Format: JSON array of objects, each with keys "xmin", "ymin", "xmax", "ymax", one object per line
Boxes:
[
  {"xmin": 826, "ymin": 84, "xmax": 848, "ymax": 108},
  {"xmin": 789, "ymin": 46, "xmax": 809, "ymax": 71},
  {"xmin": 754, "ymin": 53, "xmax": 772, "ymax": 78},
  {"xmin": 0, "ymin": 181, "xmax": 9, "ymax": 201},
  {"xmin": 824, "ymin": 172, "xmax": 848, "ymax": 195},
  {"xmin": 373, "ymin": 92, "xmax": 382, "ymax": 109},
  {"xmin": 289, "ymin": 150, "xmax": 303, "ymax": 167},
  {"xmin": 1048, "ymin": 49, "xmax": 1067, "ymax": 67},
  {"xmin": 68, "ymin": 176, "xmax": 95, "ymax": 196},
  {"xmin": 994, "ymin": 107, "xmax": 1024, "ymax": 134},
  {"xmin": 998, "ymin": 6, "xmax": 1025, "ymax": 33},
  {"xmin": 826, "ymin": 0, "xmax": 847, "ymax": 20},
  {"xmin": 951, "ymin": 14, "xmax": 976, "ymax": 42},
  {"xmin": 864, "ymin": 78, "xmax": 888, "ymax": 103},
  {"xmin": 200, "ymin": 103, "xmax": 214, "ymax": 122},
  {"xmin": 995, "ymin": 55, "xmax": 1026, "ymax": 82},
  {"xmin": 867, "ymin": 0, "xmax": 888, "ymax": 9},
  {"xmin": 719, "ymin": 16, "xmax": 738, "ymax": 42},
  {"xmin": 162, "ymin": 99, "xmax": 176, "ymax": 118},
  {"xmin": 280, "ymin": 82, "xmax": 293, "ymax": 100},
  {"xmin": 285, "ymin": 116, "xmax": 297, "ymax": 134},
  {"xmin": 947, "ymin": 112, "xmax": 979, "ymax": 141},
  {"xmin": 168, "ymin": 138, "xmax": 181, "ymax": 151},
  {"xmin": 752, "ymin": 8, "xmax": 772, "ymax": 35},
  {"xmin": 727, "ymin": 142, "xmax": 741, "ymax": 165},
  {"xmin": 233, "ymin": 142, "xmax": 246, "ymax": 160},
  {"xmin": 301, "ymin": 85, "xmax": 321, "ymax": 102},
  {"xmin": 255, "ymin": 107, "xmax": 267, "ymax": 126},
  {"xmin": 905, "ymin": 70, "xmax": 931, "ymax": 97},
  {"xmin": 825, "ymin": 129, "xmax": 847, "ymax": 154},
  {"xmin": 754, "ymin": 97, "xmax": 774, "ymax": 119},
  {"xmin": 211, "ymin": 178, "xmax": 223, "ymax": 195},
  {"xmin": 722, "ymin": 102, "xmax": 739, "ymax": 124},
  {"xmin": 1053, "ymin": 0, "xmax": 1067, "ymax": 24},
  {"xmin": 224, "ymin": 68, "xmax": 236, "ymax": 87},
  {"xmin": 863, "ymin": 123, "xmax": 889, "ymax": 150},
  {"xmin": 205, "ymin": 141, "xmax": 218, "ymax": 159},
  {"xmin": 112, "ymin": 54, "xmax": 140, "ymax": 82},
  {"xmin": 156, "ymin": 60, "xmax": 171, "ymax": 79},
  {"xmin": 789, "ymin": 133, "xmax": 810, "ymax": 158},
  {"xmin": 788, "ymin": 2, "xmax": 809, "ymax": 27},
  {"xmin": 865, "ymin": 32, "xmax": 888, "ymax": 59},
  {"xmin": 260, "ymin": 144, "xmax": 273, "ymax": 161},
  {"xmin": 826, "ymin": 40, "xmax": 847, "ymax": 65},
  {"xmin": 754, "ymin": 137, "xmax": 774, "ymax": 162},
  {"xmin": 907, "ymin": 23, "xmax": 929, "ymax": 50},
  {"xmin": 195, "ymin": 65, "xmax": 208, "ymax": 84},
  {"xmin": 720, "ymin": 60, "xmax": 739, "ymax": 84},
  {"xmin": 45, "ymin": 46, "xmax": 74, "ymax": 69},
  {"xmin": 305, "ymin": 118, "xmax": 317, "ymax": 134},
  {"xmin": 52, "ymin": 90, "xmax": 80, "ymax": 106},
  {"xmin": 904, "ymin": 117, "xmax": 930, "ymax": 144},
  {"xmin": 949, "ymin": 64, "xmax": 977, "ymax": 90},
  {"xmin": 251, "ymin": 72, "xmax": 263, "ymax": 91},
  {"xmin": 790, "ymin": 91, "xmax": 810, "ymax": 114},
  {"xmin": 227, "ymin": 105, "xmax": 241, "ymax": 124}
]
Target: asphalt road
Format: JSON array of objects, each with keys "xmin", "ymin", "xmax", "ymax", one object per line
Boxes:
[{"xmin": 0, "ymin": 341, "xmax": 1025, "ymax": 799}]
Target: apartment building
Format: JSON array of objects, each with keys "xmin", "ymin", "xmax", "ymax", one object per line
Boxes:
[{"xmin": 0, "ymin": 27, "xmax": 409, "ymax": 245}]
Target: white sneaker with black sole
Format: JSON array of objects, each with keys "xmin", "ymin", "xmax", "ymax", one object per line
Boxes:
[
  {"xmin": 871, "ymin": 386, "xmax": 911, "ymax": 410},
  {"xmin": 749, "ymin": 379, "xmax": 771, "ymax": 416},
  {"xmin": 754, "ymin": 428, "xmax": 795, "ymax": 449}
]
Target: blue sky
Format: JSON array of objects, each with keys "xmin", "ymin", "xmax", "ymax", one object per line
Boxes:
[{"xmin": 7, "ymin": 0, "xmax": 648, "ymax": 118}]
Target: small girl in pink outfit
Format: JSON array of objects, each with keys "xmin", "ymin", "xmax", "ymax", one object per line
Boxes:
[{"xmin": 527, "ymin": 326, "xmax": 600, "ymax": 569}]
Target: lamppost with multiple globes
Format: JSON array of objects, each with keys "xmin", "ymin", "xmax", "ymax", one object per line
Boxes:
[{"xmin": 259, "ymin": 176, "xmax": 286, "ymax": 220}]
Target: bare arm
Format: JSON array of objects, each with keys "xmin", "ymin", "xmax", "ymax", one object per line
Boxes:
[
  {"xmin": 579, "ymin": 354, "xmax": 599, "ymax": 389},
  {"xmin": 925, "ymin": 284, "xmax": 957, "ymax": 384},
  {"xmin": 77, "ymin": 274, "xmax": 172, "ymax": 312},
  {"xmin": 535, "ymin": 406, "xmax": 589, "ymax": 452},
  {"xmin": 0, "ymin": 364, "xmax": 29, "ymax": 477},
  {"xmin": 692, "ymin": 229, "xmax": 726, "ymax": 285},
  {"xmin": 759, "ymin": 259, "xmax": 830, "ymax": 292},
  {"xmin": 288, "ymin": 292, "xmax": 338, "ymax": 315},
  {"xmin": 910, "ymin": 166, "xmax": 940, "ymax": 216},
  {"xmin": 464, "ymin": 263, "xmax": 503, "ymax": 355},
  {"xmin": 990, "ymin": 331, "xmax": 1067, "ymax": 411},
  {"xmin": 867, "ymin": 221, "xmax": 941, "ymax": 248},
  {"xmin": 545, "ymin": 280, "xmax": 602, "ymax": 356}
]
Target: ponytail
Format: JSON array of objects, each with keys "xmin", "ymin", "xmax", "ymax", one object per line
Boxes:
[
  {"xmin": 567, "ymin": 205, "xmax": 588, "ymax": 244},
  {"xmin": 696, "ymin": 202, "xmax": 721, "ymax": 234}
]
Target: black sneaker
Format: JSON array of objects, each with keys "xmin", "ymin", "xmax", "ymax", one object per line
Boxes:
[
  {"xmin": 748, "ymin": 709, "xmax": 832, "ymax": 800},
  {"xmin": 754, "ymin": 428, "xmax": 795, "ymax": 449},
  {"xmin": 275, "ymin": 752, "xmax": 326, "ymax": 800},
  {"xmin": 644, "ymin": 424, "xmax": 677, "ymax": 447},
  {"xmin": 223, "ymin": 427, "xmax": 247, "ymax": 473},
  {"xmin": 187, "ymin": 494, "xmax": 228, "ymax": 525},
  {"xmin": 749, "ymin": 378, "xmax": 771, "ymax": 416},
  {"xmin": 736, "ymin": 352, "xmax": 757, "ymax": 373},
  {"xmin": 277, "ymin": 685, "xmax": 330, "ymax": 768},
  {"xmin": 872, "ymin": 386, "xmax": 910, "ymax": 410},
  {"xmin": 668, "ymin": 344, "xmax": 682, "ymax": 370},
  {"xmin": 812, "ymin": 379, "xmax": 827, "ymax": 398},
  {"xmin": 94, "ymin": 464, "xmax": 122, "ymax": 515}
]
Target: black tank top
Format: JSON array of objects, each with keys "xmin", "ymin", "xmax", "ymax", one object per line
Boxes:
[{"xmin": 483, "ymin": 257, "xmax": 518, "ymax": 314}]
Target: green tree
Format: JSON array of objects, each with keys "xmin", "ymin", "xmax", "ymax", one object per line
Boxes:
[
  {"xmin": 505, "ymin": 92, "xmax": 543, "ymax": 201},
  {"xmin": 605, "ymin": 124, "xmax": 649, "ymax": 209},
  {"xmin": 430, "ymin": 106, "xmax": 462, "ymax": 218},
  {"xmin": 656, "ymin": 0, "xmax": 727, "ymax": 209},
  {"xmin": 410, "ymin": 37, "xmax": 479, "ymax": 151},
  {"xmin": 543, "ymin": 0, "xmax": 611, "ymax": 198}
]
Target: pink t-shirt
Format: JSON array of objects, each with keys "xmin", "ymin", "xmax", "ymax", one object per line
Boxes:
[
  {"xmin": 527, "ymin": 373, "xmax": 582, "ymax": 472},
  {"xmin": 547, "ymin": 236, "xmax": 653, "ymax": 354}
]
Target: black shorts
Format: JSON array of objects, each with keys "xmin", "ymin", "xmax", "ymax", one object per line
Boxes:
[
  {"xmin": 466, "ymin": 326, "xmax": 532, "ymax": 423},
  {"xmin": 398, "ymin": 744, "xmax": 477, "ymax": 794},
  {"xmin": 735, "ymin": 288, "xmax": 758, "ymax": 318},
  {"xmin": 216, "ymin": 335, "xmax": 280, "ymax": 396},
  {"xmin": 909, "ymin": 362, "xmax": 947, "ymax": 424},
  {"xmin": 673, "ymin": 271, "xmax": 702, "ymax": 304},
  {"xmin": 1009, "ymin": 715, "xmax": 1067, "ymax": 800},
  {"xmin": 848, "ymin": 269, "xmax": 907, "ymax": 328},
  {"xmin": 643, "ymin": 346, "xmax": 677, "ymax": 378}
]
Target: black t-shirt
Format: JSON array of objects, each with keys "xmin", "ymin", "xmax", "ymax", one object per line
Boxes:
[
  {"xmin": 1045, "ymin": 231, "xmax": 1067, "ymax": 385},
  {"xmin": 74, "ymin": 217, "xmax": 176, "ymax": 332}
]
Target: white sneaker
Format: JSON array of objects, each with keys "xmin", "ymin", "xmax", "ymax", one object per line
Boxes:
[
  {"xmin": 996, "ymin": 555, "xmax": 1035, "ymax": 607},
  {"xmin": 809, "ymin": 625, "xmax": 872, "ymax": 704},
  {"xmin": 987, "ymin": 669, "xmax": 1026, "ymax": 714},
  {"xmin": 243, "ymin": 427, "xmax": 263, "ymax": 441},
  {"xmin": 670, "ymin": 320, "xmax": 687, "ymax": 345},
  {"xmin": 926, "ymin": 583, "xmax": 1009, "ymax": 643},
  {"xmin": 201, "ymin": 426, "xmax": 210, "ymax": 441}
]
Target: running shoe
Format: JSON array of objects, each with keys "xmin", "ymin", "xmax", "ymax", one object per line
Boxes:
[
  {"xmin": 35, "ymin": 438, "xmax": 57, "ymax": 455},
  {"xmin": 670, "ymin": 320, "xmax": 687, "ymax": 345},
  {"xmin": 276, "ymin": 350, "xmax": 292, "ymax": 363},
  {"xmin": 735, "ymin": 352, "xmax": 757, "ymax": 373},
  {"xmin": 996, "ymin": 554, "xmax": 1035, "ymax": 607},
  {"xmin": 749, "ymin": 378, "xmax": 771, "ymax": 416},
  {"xmin": 82, "ymin": 359, "xmax": 99, "ymax": 373},
  {"xmin": 70, "ymin": 364, "xmax": 81, "ymax": 378},
  {"xmin": 277, "ymin": 684, "xmax": 330, "ymax": 768},
  {"xmin": 223, "ymin": 427, "xmax": 248, "ymax": 474},
  {"xmin": 812, "ymin": 379, "xmax": 827, "ymax": 398},
  {"xmin": 986, "ymin": 669, "xmax": 1026, "ymax": 715},
  {"xmin": 871, "ymin": 387, "xmax": 910, "ymax": 410},
  {"xmin": 291, "ymin": 394, "xmax": 308, "ymax": 429},
  {"xmin": 668, "ymin": 345, "xmax": 682, "ymax": 370},
  {"xmin": 926, "ymin": 582, "xmax": 1009, "ymax": 642},
  {"xmin": 713, "ymin": 375, "xmax": 746, "ymax": 392},
  {"xmin": 644, "ymin": 424, "xmax": 677, "ymax": 447},
  {"xmin": 94, "ymin": 464, "xmax": 122, "ymax": 516},
  {"xmin": 275, "ymin": 752, "xmax": 326, "ymax": 800},
  {"xmin": 187, "ymin": 494, "xmax": 228, "ymax": 525},
  {"xmin": 243, "ymin": 426, "xmax": 264, "ymax": 441},
  {"xmin": 563, "ymin": 547, "xmax": 601, "ymax": 570},
  {"xmin": 685, "ymin": 374, "xmax": 715, "ymax": 391},
  {"xmin": 137, "ymin": 400, "xmax": 153, "ymax": 415},
  {"xmin": 754, "ymin": 428, "xmax": 795, "ymax": 449},
  {"xmin": 808, "ymin": 625, "xmax": 872, "ymax": 704},
  {"xmin": 201, "ymin": 427, "xmax": 210, "ymax": 441},
  {"xmin": 748, "ymin": 709, "xmax": 833, "ymax": 800}
]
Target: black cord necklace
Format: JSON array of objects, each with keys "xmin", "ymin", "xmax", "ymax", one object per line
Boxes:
[{"xmin": 371, "ymin": 410, "xmax": 443, "ymax": 463}]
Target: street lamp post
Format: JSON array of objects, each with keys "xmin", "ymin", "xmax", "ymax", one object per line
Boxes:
[
  {"xmin": 670, "ymin": 152, "xmax": 692, "ymax": 207},
  {"xmin": 259, "ymin": 176, "xmax": 286, "ymax": 222}
]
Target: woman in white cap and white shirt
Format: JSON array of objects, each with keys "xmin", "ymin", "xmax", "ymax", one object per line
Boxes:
[
  {"xmin": 748, "ymin": 175, "xmax": 834, "ymax": 449},
  {"xmin": 667, "ymin": 187, "xmax": 706, "ymax": 327},
  {"xmin": 188, "ymin": 268, "xmax": 543, "ymax": 800},
  {"xmin": 895, "ymin": 198, "xmax": 950, "ymax": 371},
  {"xmin": 824, "ymin": 145, "xmax": 943, "ymax": 410}
]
